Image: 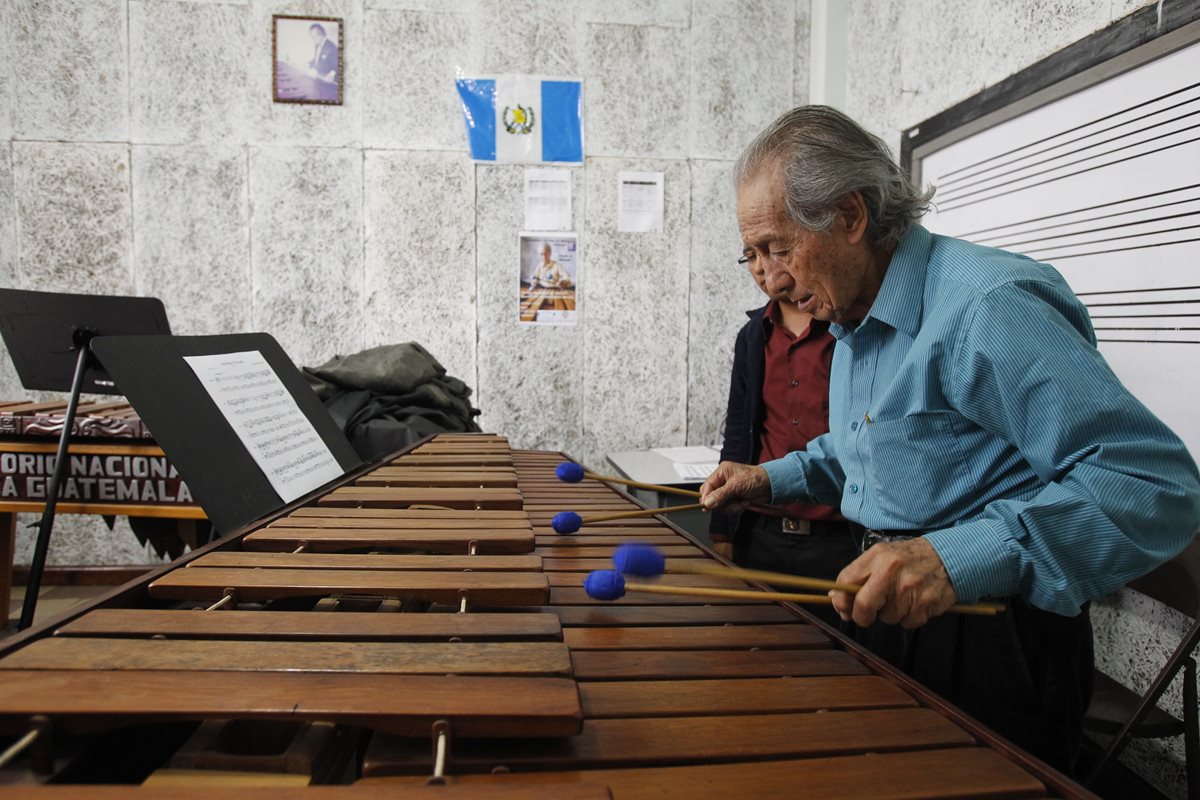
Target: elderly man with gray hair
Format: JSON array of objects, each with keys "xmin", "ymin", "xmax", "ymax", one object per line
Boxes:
[{"xmin": 701, "ymin": 105, "xmax": 1200, "ymax": 771}]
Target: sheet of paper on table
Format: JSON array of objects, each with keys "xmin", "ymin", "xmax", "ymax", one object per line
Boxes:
[
  {"xmin": 673, "ymin": 461, "xmax": 719, "ymax": 480},
  {"xmin": 651, "ymin": 445, "xmax": 720, "ymax": 463}
]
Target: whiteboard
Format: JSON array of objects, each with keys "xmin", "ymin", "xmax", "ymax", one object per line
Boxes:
[{"xmin": 913, "ymin": 37, "xmax": 1200, "ymax": 458}]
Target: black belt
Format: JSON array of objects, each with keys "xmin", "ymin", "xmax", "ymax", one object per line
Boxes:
[
  {"xmin": 748, "ymin": 513, "xmax": 854, "ymax": 537},
  {"xmin": 848, "ymin": 523, "xmax": 924, "ymax": 553}
]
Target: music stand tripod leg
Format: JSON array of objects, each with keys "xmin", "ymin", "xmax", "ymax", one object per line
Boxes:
[
  {"xmin": 0, "ymin": 511, "xmax": 14, "ymax": 626},
  {"xmin": 17, "ymin": 338, "xmax": 93, "ymax": 631}
]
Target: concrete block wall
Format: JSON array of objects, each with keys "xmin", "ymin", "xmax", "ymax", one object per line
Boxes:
[
  {"xmin": 0, "ymin": 0, "xmax": 808, "ymax": 566},
  {"xmin": 1, "ymin": 0, "xmax": 1193, "ymax": 795}
]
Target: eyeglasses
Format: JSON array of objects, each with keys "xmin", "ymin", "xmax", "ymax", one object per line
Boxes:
[{"xmin": 737, "ymin": 248, "xmax": 792, "ymax": 267}]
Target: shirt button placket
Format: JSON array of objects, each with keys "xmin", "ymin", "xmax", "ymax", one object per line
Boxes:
[{"xmin": 846, "ymin": 328, "xmax": 877, "ymax": 518}]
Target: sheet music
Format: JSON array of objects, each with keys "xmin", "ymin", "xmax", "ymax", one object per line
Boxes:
[
  {"xmin": 673, "ymin": 462, "xmax": 718, "ymax": 480},
  {"xmin": 184, "ymin": 351, "xmax": 343, "ymax": 503}
]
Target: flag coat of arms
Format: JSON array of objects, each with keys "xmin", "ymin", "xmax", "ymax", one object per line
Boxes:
[{"xmin": 456, "ymin": 75, "xmax": 583, "ymax": 164}]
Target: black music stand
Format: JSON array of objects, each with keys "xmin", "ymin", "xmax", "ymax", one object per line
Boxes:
[
  {"xmin": 0, "ymin": 289, "xmax": 171, "ymax": 630},
  {"xmin": 90, "ymin": 333, "xmax": 361, "ymax": 538}
]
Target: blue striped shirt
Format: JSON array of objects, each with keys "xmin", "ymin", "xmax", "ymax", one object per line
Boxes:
[{"xmin": 762, "ymin": 225, "xmax": 1200, "ymax": 615}]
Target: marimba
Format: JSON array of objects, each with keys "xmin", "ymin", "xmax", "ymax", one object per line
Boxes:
[
  {"xmin": 0, "ymin": 434, "xmax": 1094, "ymax": 798},
  {"xmin": 0, "ymin": 399, "xmax": 204, "ymax": 621}
]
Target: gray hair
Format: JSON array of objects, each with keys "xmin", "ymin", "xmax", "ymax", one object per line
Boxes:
[{"xmin": 734, "ymin": 106, "xmax": 934, "ymax": 249}]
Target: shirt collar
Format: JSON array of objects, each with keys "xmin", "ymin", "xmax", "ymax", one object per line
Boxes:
[
  {"xmin": 760, "ymin": 298, "xmax": 826, "ymax": 342},
  {"xmin": 759, "ymin": 299, "xmax": 780, "ymax": 333},
  {"xmin": 831, "ymin": 224, "xmax": 931, "ymax": 339}
]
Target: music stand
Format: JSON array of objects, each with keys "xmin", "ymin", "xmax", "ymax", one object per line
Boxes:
[
  {"xmin": 90, "ymin": 333, "xmax": 361, "ymax": 538},
  {"xmin": 0, "ymin": 289, "xmax": 171, "ymax": 630}
]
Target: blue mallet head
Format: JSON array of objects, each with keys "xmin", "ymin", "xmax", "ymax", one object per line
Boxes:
[
  {"xmin": 613, "ymin": 543, "xmax": 666, "ymax": 577},
  {"xmin": 556, "ymin": 462, "xmax": 587, "ymax": 483},
  {"xmin": 584, "ymin": 570, "xmax": 627, "ymax": 600},
  {"xmin": 551, "ymin": 511, "xmax": 582, "ymax": 534}
]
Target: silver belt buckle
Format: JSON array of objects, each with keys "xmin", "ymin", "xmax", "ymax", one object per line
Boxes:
[{"xmin": 781, "ymin": 518, "xmax": 811, "ymax": 535}]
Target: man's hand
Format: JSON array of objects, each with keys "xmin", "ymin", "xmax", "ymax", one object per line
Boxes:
[
  {"xmin": 700, "ymin": 462, "xmax": 772, "ymax": 513},
  {"xmin": 711, "ymin": 540, "xmax": 734, "ymax": 561},
  {"xmin": 830, "ymin": 538, "xmax": 957, "ymax": 628}
]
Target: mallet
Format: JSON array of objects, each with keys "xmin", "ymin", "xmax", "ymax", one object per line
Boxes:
[
  {"xmin": 551, "ymin": 504, "xmax": 704, "ymax": 534},
  {"xmin": 554, "ymin": 461, "xmax": 791, "ymax": 522},
  {"xmin": 556, "ymin": 461, "xmax": 701, "ymax": 499},
  {"xmin": 584, "ymin": 569, "xmax": 832, "ymax": 606},
  {"xmin": 610, "ymin": 542, "xmax": 1006, "ymax": 615}
]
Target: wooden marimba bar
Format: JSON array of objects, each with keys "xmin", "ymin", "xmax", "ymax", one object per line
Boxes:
[{"xmin": 0, "ymin": 434, "xmax": 1094, "ymax": 799}]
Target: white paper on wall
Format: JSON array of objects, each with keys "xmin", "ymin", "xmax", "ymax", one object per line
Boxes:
[
  {"xmin": 617, "ymin": 171, "xmax": 664, "ymax": 232},
  {"xmin": 524, "ymin": 168, "xmax": 572, "ymax": 231}
]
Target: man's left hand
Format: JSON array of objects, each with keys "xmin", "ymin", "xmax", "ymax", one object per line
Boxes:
[{"xmin": 830, "ymin": 538, "xmax": 957, "ymax": 628}]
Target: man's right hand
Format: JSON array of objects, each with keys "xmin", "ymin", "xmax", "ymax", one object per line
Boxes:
[
  {"xmin": 700, "ymin": 462, "xmax": 772, "ymax": 513},
  {"xmin": 711, "ymin": 540, "xmax": 734, "ymax": 561}
]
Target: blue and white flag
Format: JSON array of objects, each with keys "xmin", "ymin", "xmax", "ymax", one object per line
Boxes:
[{"xmin": 456, "ymin": 75, "xmax": 583, "ymax": 164}]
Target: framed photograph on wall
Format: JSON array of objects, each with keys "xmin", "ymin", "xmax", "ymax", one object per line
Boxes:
[{"xmin": 272, "ymin": 15, "xmax": 343, "ymax": 105}]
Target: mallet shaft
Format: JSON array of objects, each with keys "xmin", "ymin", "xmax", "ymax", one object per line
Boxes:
[
  {"xmin": 584, "ymin": 471, "xmax": 701, "ymax": 498},
  {"xmin": 665, "ymin": 559, "xmax": 1004, "ymax": 615},
  {"xmin": 581, "ymin": 503, "xmax": 704, "ymax": 524},
  {"xmin": 623, "ymin": 580, "xmax": 832, "ymax": 605},
  {"xmin": 671, "ymin": 559, "xmax": 859, "ymax": 593},
  {"xmin": 571, "ymin": 466, "xmax": 785, "ymax": 514}
]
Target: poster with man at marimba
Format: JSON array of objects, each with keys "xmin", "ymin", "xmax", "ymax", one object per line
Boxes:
[{"xmin": 519, "ymin": 233, "xmax": 578, "ymax": 325}]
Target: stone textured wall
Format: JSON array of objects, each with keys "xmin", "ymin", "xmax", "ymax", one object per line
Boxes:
[
  {"xmin": 3, "ymin": 1, "xmax": 1192, "ymax": 795},
  {"xmin": 842, "ymin": 0, "xmax": 1154, "ymax": 152},
  {"xmin": 841, "ymin": 2, "xmax": 1191, "ymax": 797},
  {"xmin": 0, "ymin": 0, "xmax": 808, "ymax": 567}
]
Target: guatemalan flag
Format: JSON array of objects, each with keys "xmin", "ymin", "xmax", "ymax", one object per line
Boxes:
[{"xmin": 456, "ymin": 75, "xmax": 583, "ymax": 164}]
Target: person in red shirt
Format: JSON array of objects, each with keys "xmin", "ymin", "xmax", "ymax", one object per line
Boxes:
[{"xmin": 709, "ymin": 252, "xmax": 858, "ymax": 622}]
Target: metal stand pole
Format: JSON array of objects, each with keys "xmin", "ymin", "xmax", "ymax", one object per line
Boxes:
[{"xmin": 18, "ymin": 336, "xmax": 93, "ymax": 630}]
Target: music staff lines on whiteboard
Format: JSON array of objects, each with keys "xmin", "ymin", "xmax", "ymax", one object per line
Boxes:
[
  {"xmin": 1091, "ymin": 312, "xmax": 1200, "ymax": 318},
  {"xmin": 987, "ymin": 210, "xmax": 1199, "ymax": 251},
  {"xmin": 1076, "ymin": 284, "xmax": 1200, "ymax": 297},
  {"xmin": 1096, "ymin": 339, "xmax": 1200, "ymax": 344},
  {"xmin": 939, "ymin": 104, "xmax": 1200, "ymax": 193},
  {"xmin": 1078, "ymin": 286, "xmax": 1200, "ymax": 305},
  {"xmin": 935, "ymin": 80, "xmax": 1200, "ymax": 182},
  {"xmin": 936, "ymin": 124, "xmax": 1200, "ymax": 210},
  {"xmin": 953, "ymin": 184, "xmax": 1200, "ymax": 239},
  {"xmin": 1078, "ymin": 287, "xmax": 1200, "ymax": 344},
  {"xmin": 1001, "ymin": 220, "xmax": 1200, "ymax": 256},
  {"xmin": 1087, "ymin": 298, "xmax": 1200, "ymax": 308},
  {"xmin": 1024, "ymin": 235, "xmax": 1200, "ymax": 261}
]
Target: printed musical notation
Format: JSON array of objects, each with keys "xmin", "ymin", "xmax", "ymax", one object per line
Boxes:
[{"xmin": 184, "ymin": 351, "xmax": 343, "ymax": 503}]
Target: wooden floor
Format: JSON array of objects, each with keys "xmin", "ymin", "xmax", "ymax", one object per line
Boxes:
[{"xmin": 3, "ymin": 583, "xmax": 110, "ymax": 637}]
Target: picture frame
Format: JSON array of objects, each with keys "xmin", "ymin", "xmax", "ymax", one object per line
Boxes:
[{"xmin": 272, "ymin": 15, "xmax": 344, "ymax": 105}]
